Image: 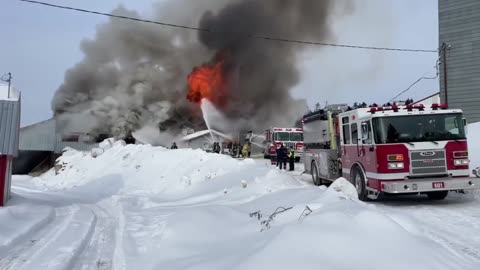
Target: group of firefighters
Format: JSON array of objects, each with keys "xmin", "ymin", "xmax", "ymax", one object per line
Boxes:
[
  {"xmin": 272, "ymin": 144, "xmax": 296, "ymax": 171},
  {"xmin": 169, "ymin": 141, "xmax": 295, "ymax": 171}
]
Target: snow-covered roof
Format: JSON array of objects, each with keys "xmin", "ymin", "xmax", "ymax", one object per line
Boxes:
[
  {"xmin": 0, "ymin": 82, "xmax": 20, "ymax": 101},
  {"xmin": 180, "ymin": 129, "xmax": 232, "ymax": 142}
]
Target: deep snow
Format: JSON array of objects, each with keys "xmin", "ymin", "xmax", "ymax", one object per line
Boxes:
[{"xmin": 0, "ymin": 130, "xmax": 479, "ymax": 269}]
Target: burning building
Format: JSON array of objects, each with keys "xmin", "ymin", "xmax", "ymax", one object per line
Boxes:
[{"xmin": 50, "ymin": 0, "xmax": 353, "ymax": 142}]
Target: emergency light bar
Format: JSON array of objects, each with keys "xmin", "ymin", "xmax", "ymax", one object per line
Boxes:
[{"xmin": 431, "ymin": 103, "xmax": 448, "ymax": 110}]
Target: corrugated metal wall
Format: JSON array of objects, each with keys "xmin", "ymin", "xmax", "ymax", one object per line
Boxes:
[
  {"xmin": 19, "ymin": 119, "xmax": 56, "ymax": 151},
  {"xmin": 439, "ymin": 0, "xmax": 480, "ymax": 123},
  {"xmin": 0, "ymin": 99, "xmax": 21, "ymax": 156},
  {"xmin": 19, "ymin": 118, "xmax": 99, "ymax": 153}
]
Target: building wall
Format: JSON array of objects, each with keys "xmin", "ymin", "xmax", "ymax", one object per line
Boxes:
[
  {"xmin": 439, "ymin": 0, "xmax": 480, "ymax": 123},
  {"xmin": 0, "ymin": 100, "xmax": 21, "ymax": 156},
  {"xmin": 19, "ymin": 119, "xmax": 56, "ymax": 151}
]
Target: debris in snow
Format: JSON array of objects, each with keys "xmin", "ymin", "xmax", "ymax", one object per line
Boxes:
[
  {"xmin": 298, "ymin": 206, "xmax": 313, "ymax": 221},
  {"xmin": 223, "ymin": 188, "xmax": 228, "ymax": 194},
  {"xmin": 241, "ymin": 180, "xmax": 247, "ymax": 188},
  {"xmin": 329, "ymin": 178, "xmax": 358, "ymax": 200},
  {"xmin": 250, "ymin": 206, "xmax": 293, "ymax": 232}
]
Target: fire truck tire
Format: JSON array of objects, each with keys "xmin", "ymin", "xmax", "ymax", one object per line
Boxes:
[
  {"xmin": 311, "ymin": 162, "xmax": 321, "ymax": 186},
  {"xmin": 351, "ymin": 166, "xmax": 368, "ymax": 201},
  {"xmin": 426, "ymin": 191, "xmax": 449, "ymax": 200}
]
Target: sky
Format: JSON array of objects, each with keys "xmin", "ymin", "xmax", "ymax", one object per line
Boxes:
[{"xmin": 0, "ymin": 0, "xmax": 439, "ymax": 126}]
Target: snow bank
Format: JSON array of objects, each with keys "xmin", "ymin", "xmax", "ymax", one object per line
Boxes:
[
  {"xmin": 32, "ymin": 142, "xmax": 302, "ymax": 199},
  {"xmin": 468, "ymin": 122, "xmax": 480, "ymax": 170}
]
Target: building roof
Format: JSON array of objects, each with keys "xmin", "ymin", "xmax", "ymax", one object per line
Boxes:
[
  {"xmin": 414, "ymin": 92, "xmax": 440, "ymax": 104},
  {"xmin": 180, "ymin": 129, "xmax": 232, "ymax": 142}
]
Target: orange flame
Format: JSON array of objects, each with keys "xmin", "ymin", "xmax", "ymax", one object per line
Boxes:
[{"xmin": 186, "ymin": 52, "xmax": 229, "ymax": 108}]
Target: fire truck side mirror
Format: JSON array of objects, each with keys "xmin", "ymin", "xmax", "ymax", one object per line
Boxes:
[{"xmin": 463, "ymin": 118, "xmax": 468, "ymax": 135}]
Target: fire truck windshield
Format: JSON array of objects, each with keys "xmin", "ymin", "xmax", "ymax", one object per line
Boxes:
[
  {"xmin": 274, "ymin": 132, "xmax": 303, "ymax": 141},
  {"xmin": 372, "ymin": 113, "xmax": 466, "ymax": 144}
]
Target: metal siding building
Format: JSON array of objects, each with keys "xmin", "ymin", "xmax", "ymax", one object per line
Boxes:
[
  {"xmin": 0, "ymin": 84, "xmax": 20, "ymax": 206},
  {"xmin": 439, "ymin": 0, "xmax": 480, "ymax": 123},
  {"xmin": 19, "ymin": 119, "xmax": 56, "ymax": 151},
  {"xmin": 0, "ymin": 99, "xmax": 21, "ymax": 156}
]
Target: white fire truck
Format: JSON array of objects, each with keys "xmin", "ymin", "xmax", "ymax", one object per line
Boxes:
[
  {"xmin": 264, "ymin": 127, "xmax": 304, "ymax": 162},
  {"xmin": 303, "ymin": 103, "xmax": 480, "ymax": 201}
]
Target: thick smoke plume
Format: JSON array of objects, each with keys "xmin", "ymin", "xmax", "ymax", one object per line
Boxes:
[{"xmin": 52, "ymin": 0, "xmax": 351, "ymax": 141}]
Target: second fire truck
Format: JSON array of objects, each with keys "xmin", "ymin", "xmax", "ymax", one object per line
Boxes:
[
  {"xmin": 264, "ymin": 127, "xmax": 304, "ymax": 162},
  {"xmin": 303, "ymin": 103, "xmax": 480, "ymax": 201}
]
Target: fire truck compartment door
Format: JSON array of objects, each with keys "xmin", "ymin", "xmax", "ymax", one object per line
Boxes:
[{"xmin": 318, "ymin": 151, "xmax": 330, "ymax": 177}]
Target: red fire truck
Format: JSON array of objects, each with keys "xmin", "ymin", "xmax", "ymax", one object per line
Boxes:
[
  {"xmin": 264, "ymin": 127, "xmax": 304, "ymax": 162},
  {"xmin": 303, "ymin": 103, "xmax": 480, "ymax": 201}
]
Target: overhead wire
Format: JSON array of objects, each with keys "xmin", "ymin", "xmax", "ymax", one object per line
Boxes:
[
  {"xmin": 16, "ymin": 0, "xmax": 438, "ymax": 53},
  {"xmin": 387, "ymin": 59, "xmax": 440, "ymax": 103}
]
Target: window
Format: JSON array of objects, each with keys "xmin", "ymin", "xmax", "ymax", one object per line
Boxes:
[
  {"xmin": 342, "ymin": 124, "xmax": 351, "ymax": 144},
  {"xmin": 362, "ymin": 121, "xmax": 373, "ymax": 144},
  {"xmin": 274, "ymin": 132, "xmax": 290, "ymax": 141},
  {"xmin": 342, "ymin": 116, "xmax": 349, "ymax": 124},
  {"xmin": 289, "ymin": 132, "xmax": 304, "ymax": 141},
  {"xmin": 372, "ymin": 113, "xmax": 466, "ymax": 144},
  {"xmin": 351, "ymin": 123, "xmax": 358, "ymax": 143}
]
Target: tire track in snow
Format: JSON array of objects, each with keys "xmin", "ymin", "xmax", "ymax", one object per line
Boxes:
[
  {"xmin": 73, "ymin": 204, "xmax": 117, "ymax": 270},
  {"xmin": 375, "ymin": 196, "xmax": 480, "ymax": 265},
  {"xmin": 0, "ymin": 205, "xmax": 97, "ymax": 270},
  {"xmin": 0, "ymin": 205, "xmax": 79, "ymax": 269}
]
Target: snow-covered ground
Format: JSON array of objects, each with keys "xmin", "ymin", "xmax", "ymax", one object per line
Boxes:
[{"xmin": 1, "ymin": 124, "xmax": 480, "ymax": 269}]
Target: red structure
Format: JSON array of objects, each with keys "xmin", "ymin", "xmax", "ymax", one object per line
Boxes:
[{"xmin": 0, "ymin": 83, "xmax": 21, "ymax": 206}]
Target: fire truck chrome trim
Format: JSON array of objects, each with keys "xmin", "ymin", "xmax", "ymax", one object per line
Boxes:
[{"xmin": 382, "ymin": 177, "xmax": 480, "ymax": 193}]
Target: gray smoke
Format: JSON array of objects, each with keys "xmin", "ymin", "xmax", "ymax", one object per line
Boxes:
[{"xmin": 52, "ymin": 0, "xmax": 352, "ymax": 140}]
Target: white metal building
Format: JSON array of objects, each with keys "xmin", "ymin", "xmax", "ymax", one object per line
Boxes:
[{"xmin": 0, "ymin": 83, "xmax": 21, "ymax": 206}]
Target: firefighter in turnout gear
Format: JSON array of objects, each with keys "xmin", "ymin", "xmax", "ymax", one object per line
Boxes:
[{"xmin": 288, "ymin": 147, "xmax": 295, "ymax": 171}]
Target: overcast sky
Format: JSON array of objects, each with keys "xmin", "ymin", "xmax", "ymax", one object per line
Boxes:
[{"xmin": 0, "ymin": 0, "xmax": 439, "ymax": 126}]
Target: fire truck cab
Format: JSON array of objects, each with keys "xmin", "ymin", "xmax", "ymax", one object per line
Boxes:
[
  {"xmin": 303, "ymin": 103, "xmax": 480, "ymax": 201},
  {"xmin": 264, "ymin": 127, "xmax": 304, "ymax": 162}
]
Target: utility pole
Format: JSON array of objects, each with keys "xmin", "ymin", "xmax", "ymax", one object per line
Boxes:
[
  {"xmin": 441, "ymin": 43, "xmax": 449, "ymax": 105},
  {"xmin": 7, "ymin": 73, "xmax": 12, "ymax": 98}
]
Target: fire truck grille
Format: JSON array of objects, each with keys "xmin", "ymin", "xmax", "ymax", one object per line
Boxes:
[{"xmin": 410, "ymin": 150, "xmax": 447, "ymax": 176}]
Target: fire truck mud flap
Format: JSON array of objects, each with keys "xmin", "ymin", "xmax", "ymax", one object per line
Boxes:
[{"xmin": 381, "ymin": 177, "xmax": 480, "ymax": 194}]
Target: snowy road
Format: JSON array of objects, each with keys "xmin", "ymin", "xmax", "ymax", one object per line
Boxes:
[{"xmin": 0, "ymin": 145, "xmax": 479, "ymax": 270}]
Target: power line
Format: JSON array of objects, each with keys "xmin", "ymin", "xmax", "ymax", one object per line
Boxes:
[
  {"xmin": 388, "ymin": 61, "xmax": 440, "ymax": 103},
  {"xmin": 17, "ymin": 0, "xmax": 438, "ymax": 53}
]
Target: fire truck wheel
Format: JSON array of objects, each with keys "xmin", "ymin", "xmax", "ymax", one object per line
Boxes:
[
  {"xmin": 426, "ymin": 191, "xmax": 449, "ymax": 200},
  {"xmin": 351, "ymin": 166, "xmax": 368, "ymax": 201},
  {"xmin": 311, "ymin": 162, "xmax": 321, "ymax": 186}
]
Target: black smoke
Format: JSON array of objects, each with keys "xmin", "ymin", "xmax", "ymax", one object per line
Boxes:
[{"xmin": 51, "ymin": 0, "xmax": 351, "ymax": 140}]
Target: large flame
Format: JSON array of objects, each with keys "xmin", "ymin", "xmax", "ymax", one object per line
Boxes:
[{"xmin": 186, "ymin": 52, "xmax": 229, "ymax": 108}]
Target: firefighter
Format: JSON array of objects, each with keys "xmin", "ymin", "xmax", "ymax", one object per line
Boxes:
[
  {"xmin": 247, "ymin": 142, "xmax": 252, "ymax": 157},
  {"xmin": 276, "ymin": 144, "xmax": 287, "ymax": 170},
  {"xmin": 213, "ymin": 142, "xmax": 221, "ymax": 153},
  {"xmin": 288, "ymin": 146, "xmax": 295, "ymax": 171},
  {"xmin": 124, "ymin": 133, "xmax": 136, "ymax": 145},
  {"xmin": 171, "ymin": 142, "xmax": 178, "ymax": 149},
  {"xmin": 241, "ymin": 142, "xmax": 250, "ymax": 158}
]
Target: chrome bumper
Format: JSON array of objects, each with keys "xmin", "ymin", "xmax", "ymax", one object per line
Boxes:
[{"xmin": 381, "ymin": 177, "xmax": 480, "ymax": 194}]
